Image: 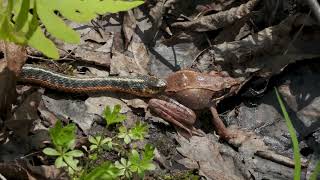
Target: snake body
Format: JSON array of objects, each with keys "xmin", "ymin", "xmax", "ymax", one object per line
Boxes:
[{"xmin": 19, "ymin": 64, "xmax": 167, "ymax": 97}]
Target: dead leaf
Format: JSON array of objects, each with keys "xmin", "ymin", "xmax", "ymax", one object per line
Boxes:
[
  {"xmin": 196, "ymin": 0, "xmax": 237, "ymax": 12},
  {"xmin": 172, "ymin": 0, "xmax": 260, "ymax": 32},
  {"xmin": 123, "ymin": 10, "xmax": 137, "ymax": 49},
  {"xmin": 110, "ymin": 52, "xmax": 148, "ymax": 76},
  {"xmin": 42, "ymin": 95, "xmax": 95, "ymax": 134},
  {"xmin": 128, "ymin": 39, "xmax": 149, "ymax": 75},
  {"xmin": 175, "ymin": 135, "xmax": 245, "ymax": 180},
  {"xmin": 192, "ymin": 14, "xmax": 320, "ymax": 79},
  {"xmin": 0, "ymin": 162, "xmax": 31, "ymax": 180}
]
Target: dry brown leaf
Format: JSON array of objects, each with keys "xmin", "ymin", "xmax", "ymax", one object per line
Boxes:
[
  {"xmin": 110, "ymin": 51, "xmax": 148, "ymax": 76},
  {"xmin": 172, "ymin": 0, "xmax": 260, "ymax": 32},
  {"xmin": 196, "ymin": 0, "xmax": 237, "ymax": 12},
  {"xmin": 128, "ymin": 39, "xmax": 149, "ymax": 75},
  {"xmin": 123, "ymin": 10, "xmax": 137, "ymax": 49},
  {"xmin": 73, "ymin": 47, "xmax": 111, "ymax": 67},
  {"xmin": 193, "ymin": 14, "xmax": 320, "ymax": 78},
  {"xmin": 0, "ymin": 162, "xmax": 32, "ymax": 180},
  {"xmin": 175, "ymin": 135, "xmax": 245, "ymax": 180}
]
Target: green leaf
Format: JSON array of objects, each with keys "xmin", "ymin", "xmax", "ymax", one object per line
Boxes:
[
  {"xmin": 27, "ymin": 19, "xmax": 59, "ymax": 59},
  {"xmin": 143, "ymin": 144, "xmax": 155, "ymax": 161},
  {"xmin": 118, "ymin": 126, "xmax": 131, "ymax": 144},
  {"xmin": 89, "ymin": 153, "xmax": 98, "ymax": 160},
  {"xmin": 55, "ymin": 156, "xmax": 67, "ymax": 168},
  {"xmin": 0, "ymin": 0, "xmax": 144, "ymax": 59},
  {"xmin": 275, "ymin": 88, "xmax": 301, "ymax": 180},
  {"xmin": 101, "ymin": 137, "xmax": 112, "ymax": 145},
  {"xmin": 63, "ymin": 155, "xmax": 80, "ymax": 171},
  {"xmin": 90, "ymin": 144, "xmax": 98, "ymax": 151},
  {"xmin": 129, "ymin": 145, "xmax": 156, "ymax": 177},
  {"xmin": 82, "ymin": 161, "xmax": 120, "ymax": 180},
  {"xmin": 101, "ymin": 137, "xmax": 113, "ymax": 150},
  {"xmin": 14, "ymin": 0, "xmax": 30, "ymax": 31},
  {"xmin": 129, "ymin": 122, "xmax": 148, "ymax": 140},
  {"xmin": 115, "ymin": 158, "xmax": 132, "ymax": 178},
  {"xmin": 103, "ymin": 105, "xmax": 126, "ymax": 126},
  {"xmin": 88, "ymin": 136, "xmax": 97, "ymax": 144},
  {"xmin": 49, "ymin": 120, "xmax": 76, "ymax": 149},
  {"xmin": 43, "ymin": 147, "xmax": 60, "ymax": 156},
  {"xmin": 92, "ymin": 0, "xmax": 144, "ymax": 15},
  {"xmin": 65, "ymin": 150, "xmax": 84, "ymax": 157},
  {"xmin": 128, "ymin": 149, "xmax": 140, "ymax": 172},
  {"xmin": 36, "ymin": 0, "xmax": 80, "ymax": 44}
]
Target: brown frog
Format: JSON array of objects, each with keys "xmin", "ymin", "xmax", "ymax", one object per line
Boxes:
[{"xmin": 148, "ymin": 70, "xmax": 241, "ymax": 140}]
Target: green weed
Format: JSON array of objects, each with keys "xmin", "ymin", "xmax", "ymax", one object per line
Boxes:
[{"xmin": 43, "ymin": 105, "xmax": 155, "ymax": 179}]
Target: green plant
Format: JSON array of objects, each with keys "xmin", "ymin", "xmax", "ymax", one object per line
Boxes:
[
  {"xmin": 275, "ymin": 88, "xmax": 301, "ymax": 180},
  {"xmin": 118, "ymin": 122, "xmax": 148, "ymax": 144},
  {"xmin": 89, "ymin": 135, "xmax": 113, "ymax": 152},
  {"xmin": 128, "ymin": 144, "xmax": 156, "ymax": 178},
  {"xmin": 276, "ymin": 88, "xmax": 320, "ymax": 180},
  {"xmin": 43, "ymin": 105, "xmax": 156, "ymax": 179},
  {"xmin": 115, "ymin": 158, "xmax": 133, "ymax": 178},
  {"xmin": 103, "ymin": 104, "xmax": 127, "ymax": 127},
  {"xmin": 43, "ymin": 121, "xmax": 84, "ymax": 174},
  {"xmin": 81, "ymin": 162, "xmax": 120, "ymax": 180},
  {"xmin": 0, "ymin": 0, "xmax": 144, "ymax": 58}
]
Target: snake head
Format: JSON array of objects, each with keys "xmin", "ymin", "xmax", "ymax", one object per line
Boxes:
[{"xmin": 143, "ymin": 76, "xmax": 167, "ymax": 96}]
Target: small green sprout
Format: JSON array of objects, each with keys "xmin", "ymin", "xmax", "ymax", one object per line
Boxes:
[
  {"xmin": 103, "ymin": 104, "xmax": 126, "ymax": 127},
  {"xmin": 129, "ymin": 122, "xmax": 148, "ymax": 141},
  {"xmin": 88, "ymin": 135, "xmax": 113, "ymax": 151},
  {"xmin": 42, "ymin": 105, "xmax": 156, "ymax": 179},
  {"xmin": 129, "ymin": 144, "xmax": 156, "ymax": 177},
  {"xmin": 118, "ymin": 122, "xmax": 148, "ymax": 144},
  {"xmin": 118, "ymin": 126, "xmax": 132, "ymax": 144},
  {"xmin": 81, "ymin": 162, "xmax": 120, "ymax": 180},
  {"xmin": 43, "ymin": 120, "xmax": 84, "ymax": 174},
  {"xmin": 275, "ymin": 88, "xmax": 301, "ymax": 180},
  {"xmin": 115, "ymin": 158, "xmax": 133, "ymax": 178}
]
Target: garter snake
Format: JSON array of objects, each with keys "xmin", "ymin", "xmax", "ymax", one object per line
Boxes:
[{"xmin": 19, "ymin": 64, "xmax": 167, "ymax": 97}]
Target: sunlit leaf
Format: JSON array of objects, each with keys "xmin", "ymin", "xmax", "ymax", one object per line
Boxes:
[
  {"xmin": 129, "ymin": 145, "xmax": 156, "ymax": 178},
  {"xmin": 65, "ymin": 150, "xmax": 84, "ymax": 157},
  {"xmin": 14, "ymin": 0, "xmax": 30, "ymax": 31},
  {"xmin": 118, "ymin": 126, "xmax": 131, "ymax": 144},
  {"xmin": 49, "ymin": 120, "xmax": 76, "ymax": 149},
  {"xmin": 55, "ymin": 156, "xmax": 67, "ymax": 168},
  {"xmin": 82, "ymin": 161, "xmax": 120, "ymax": 180},
  {"xmin": 36, "ymin": 0, "xmax": 80, "ymax": 44},
  {"xmin": 43, "ymin": 147, "xmax": 60, "ymax": 156},
  {"xmin": 0, "ymin": 0, "xmax": 144, "ymax": 58},
  {"xmin": 129, "ymin": 122, "xmax": 148, "ymax": 140},
  {"xmin": 103, "ymin": 105, "xmax": 126, "ymax": 127}
]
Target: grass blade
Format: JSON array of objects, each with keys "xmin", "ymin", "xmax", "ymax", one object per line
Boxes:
[{"xmin": 275, "ymin": 87, "xmax": 301, "ymax": 180}]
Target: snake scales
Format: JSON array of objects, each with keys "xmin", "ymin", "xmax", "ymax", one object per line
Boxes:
[{"xmin": 19, "ymin": 64, "xmax": 167, "ymax": 97}]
